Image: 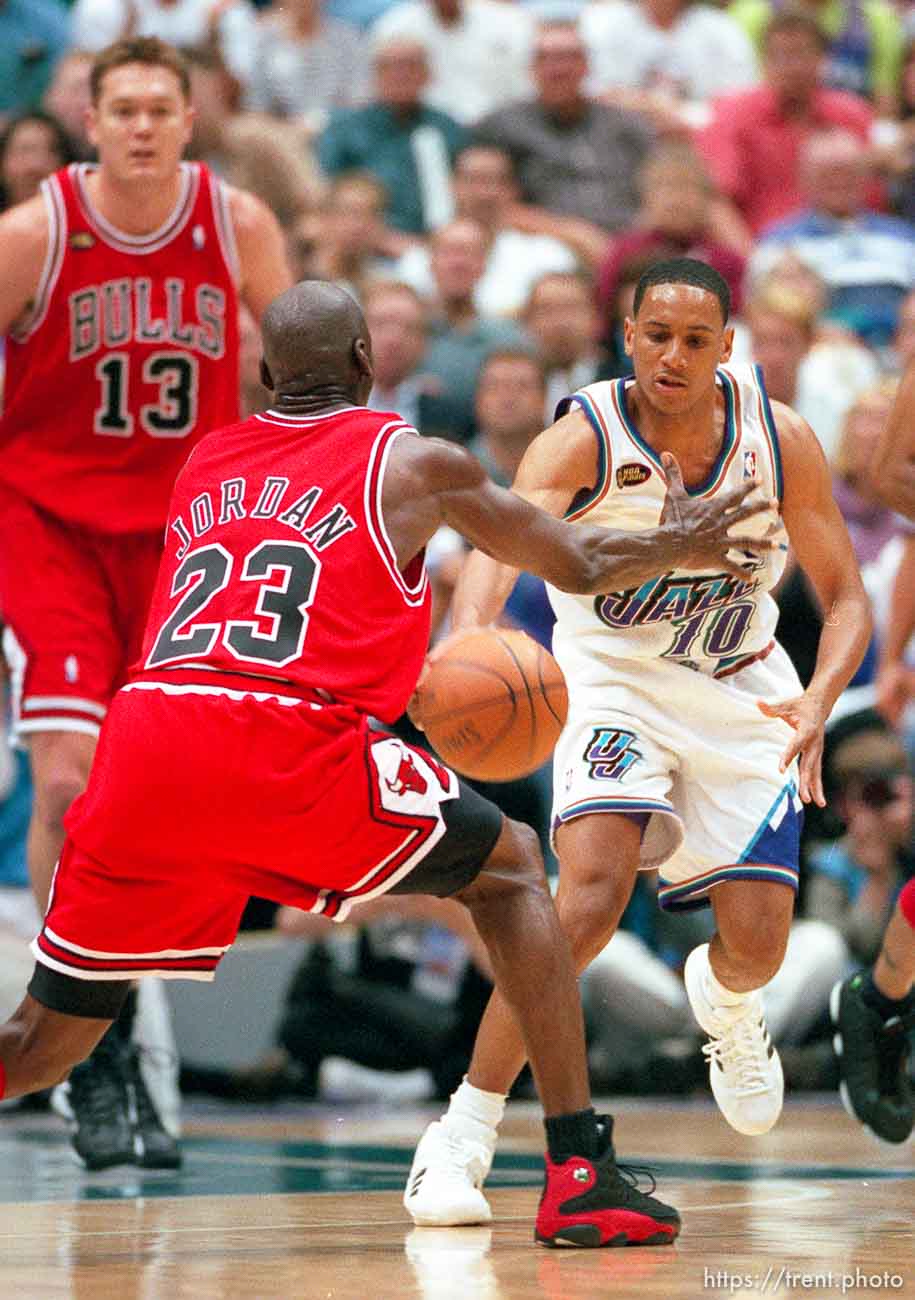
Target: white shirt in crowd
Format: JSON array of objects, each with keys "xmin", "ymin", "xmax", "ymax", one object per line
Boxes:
[
  {"xmin": 370, "ymin": 0, "xmax": 535, "ymax": 125},
  {"xmin": 580, "ymin": 0, "xmax": 758, "ymax": 103},
  {"xmin": 394, "ymin": 228, "xmax": 577, "ymax": 319},
  {"xmin": 71, "ymin": 0, "xmax": 260, "ymax": 86}
]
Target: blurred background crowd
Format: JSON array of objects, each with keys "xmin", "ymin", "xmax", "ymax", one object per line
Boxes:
[{"xmin": 0, "ymin": 0, "xmax": 914, "ymax": 1118}]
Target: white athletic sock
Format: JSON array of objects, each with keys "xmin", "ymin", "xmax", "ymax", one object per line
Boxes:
[
  {"xmin": 443, "ymin": 1076, "xmax": 506, "ymax": 1142},
  {"xmin": 703, "ymin": 946, "xmax": 751, "ymax": 1009}
]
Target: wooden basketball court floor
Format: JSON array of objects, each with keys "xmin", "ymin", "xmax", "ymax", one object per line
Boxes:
[{"xmin": 0, "ymin": 1094, "xmax": 912, "ymax": 1299}]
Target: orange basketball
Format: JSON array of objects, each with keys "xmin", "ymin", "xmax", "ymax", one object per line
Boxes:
[{"xmin": 418, "ymin": 628, "xmax": 568, "ymax": 782}]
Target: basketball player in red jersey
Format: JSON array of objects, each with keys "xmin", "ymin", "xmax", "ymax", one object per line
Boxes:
[
  {"xmin": 0, "ymin": 38, "xmax": 291, "ymax": 1168},
  {"xmin": 0, "ymin": 280, "xmax": 779, "ymax": 1246}
]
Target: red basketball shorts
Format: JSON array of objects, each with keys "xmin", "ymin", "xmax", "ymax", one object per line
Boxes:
[
  {"xmin": 32, "ymin": 674, "xmax": 478, "ymax": 983},
  {"xmin": 0, "ymin": 483, "xmax": 162, "ymax": 740}
]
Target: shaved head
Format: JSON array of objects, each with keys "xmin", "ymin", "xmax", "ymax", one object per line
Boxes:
[{"xmin": 260, "ymin": 280, "xmax": 373, "ymax": 402}]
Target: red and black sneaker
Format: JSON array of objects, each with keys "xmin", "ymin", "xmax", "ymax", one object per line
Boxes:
[{"xmin": 535, "ymin": 1117, "xmax": 680, "ymax": 1248}]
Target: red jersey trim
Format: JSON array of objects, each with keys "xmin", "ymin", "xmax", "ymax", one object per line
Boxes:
[
  {"xmin": 211, "ymin": 177, "xmax": 240, "ymax": 287},
  {"xmin": 364, "ymin": 423, "xmax": 429, "ymax": 607},
  {"xmin": 71, "ymin": 161, "xmax": 199, "ymax": 254},
  {"xmin": 10, "ymin": 176, "xmax": 67, "ymax": 343}
]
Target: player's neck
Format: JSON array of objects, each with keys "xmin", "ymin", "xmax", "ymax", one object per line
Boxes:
[
  {"xmin": 85, "ymin": 167, "xmax": 186, "ymax": 237},
  {"xmin": 628, "ymin": 383, "xmax": 726, "ymax": 479}
]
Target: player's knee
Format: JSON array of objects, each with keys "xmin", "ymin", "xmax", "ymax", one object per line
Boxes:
[
  {"xmin": 465, "ymin": 817, "xmax": 546, "ymax": 906},
  {"xmin": 557, "ymin": 877, "xmax": 627, "ymax": 969},
  {"xmin": 32, "ymin": 765, "xmax": 89, "ymax": 831},
  {"xmin": 720, "ymin": 911, "xmax": 789, "ymax": 985}
]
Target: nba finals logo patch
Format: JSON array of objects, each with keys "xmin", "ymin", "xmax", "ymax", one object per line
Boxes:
[
  {"xmin": 616, "ymin": 463, "xmax": 651, "ymax": 489},
  {"xmin": 743, "ymin": 449, "xmax": 758, "ymax": 480},
  {"xmin": 69, "ymin": 231, "xmax": 94, "ymax": 250}
]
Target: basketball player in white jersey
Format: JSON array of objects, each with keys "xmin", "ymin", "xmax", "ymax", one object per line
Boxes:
[{"xmin": 404, "ymin": 257, "xmax": 872, "ymax": 1227}]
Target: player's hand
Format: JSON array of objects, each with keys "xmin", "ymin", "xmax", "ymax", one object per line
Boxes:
[
  {"xmin": 659, "ymin": 452, "xmax": 781, "ymax": 580},
  {"xmin": 407, "ymin": 627, "xmax": 481, "ymax": 731},
  {"xmin": 756, "ymin": 691, "xmax": 828, "ymax": 806},
  {"xmin": 875, "ymin": 662, "xmax": 915, "ymax": 728}
]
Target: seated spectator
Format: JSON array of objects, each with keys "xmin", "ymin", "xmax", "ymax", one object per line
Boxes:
[
  {"xmin": 70, "ymin": 0, "xmax": 260, "ymax": 89},
  {"xmin": 596, "ymin": 143, "xmax": 746, "ymax": 345},
  {"xmin": 730, "ymin": 0, "xmax": 905, "ymax": 116},
  {"xmin": 696, "ymin": 6, "xmax": 874, "ymax": 243},
  {"xmin": 245, "ymin": 0, "xmax": 370, "ymax": 129},
  {"xmin": 807, "ymin": 712, "xmax": 914, "ymax": 967},
  {"xmin": 303, "ymin": 173, "xmax": 393, "ymax": 302},
  {"xmin": 749, "ymin": 129, "xmax": 915, "ymax": 350},
  {"xmin": 522, "ymin": 270, "xmax": 607, "ymax": 420},
  {"xmin": 0, "ymin": 0, "xmax": 71, "ymax": 120},
  {"xmin": 831, "ymin": 379, "xmax": 904, "ymax": 570},
  {"xmin": 745, "ymin": 277, "xmax": 880, "ymax": 460},
  {"xmin": 317, "ymin": 35, "xmax": 467, "ymax": 238},
  {"xmin": 420, "ymin": 217, "xmax": 530, "ymax": 441},
  {"xmin": 186, "ymin": 48, "xmax": 323, "ymax": 228},
  {"xmin": 581, "ymin": 0, "xmax": 758, "ymax": 131},
  {"xmin": 370, "ymin": 0, "xmax": 534, "ymax": 126},
  {"xmin": 363, "ymin": 280, "xmax": 436, "ymax": 428},
  {"xmin": 0, "ymin": 110, "xmax": 75, "ymax": 212},
  {"xmin": 42, "ymin": 49, "xmax": 94, "ymax": 161},
  {"xmin": 474, "ymin": 21, "xmax": 655, "ymax": 265},
  {"xmin": 393, "ymin": 144, "xmax": 577, "ymax": 319}
]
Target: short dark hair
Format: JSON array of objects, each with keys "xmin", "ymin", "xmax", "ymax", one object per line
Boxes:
[
  {"xmin": 632, "ymin": 257, "xmax": 731, "ymax": 323},
  {"xmin": 90, "ymin": 38, "xmax": 191, "ymax": 104},
  {"xmin": 764, "ymin": 6, "xmax": 828, "ymax": 51},
  {"xmin": 479, "ymin": 345, "xmax": 547, "ymax": 391}
]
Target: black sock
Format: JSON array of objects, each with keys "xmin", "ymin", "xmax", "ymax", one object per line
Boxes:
[
  {"xmin": 860, "ymin": 972, "xmax": 915, "ymax": 1022},
  {"xmin": 544, "ymin": 1107, "xmax": 599, "ymax": 1163}
]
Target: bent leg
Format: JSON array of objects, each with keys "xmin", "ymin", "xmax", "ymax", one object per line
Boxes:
[
  {"xmin": 709, "ymin": 878, "xmax": 795, "ymax": 992},
  {"xmin": 0, "ymin": 981, "xmax": 127, "ymax": 1100},
  {"xmin": 28, "ymin": 731, "xmax": 96, "ymax": 912},
  {"xmin": 457, "ymin": 812, "xmax": 642, "ymax": 1100}
]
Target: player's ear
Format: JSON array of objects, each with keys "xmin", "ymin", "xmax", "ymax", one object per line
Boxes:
[
  {"xmin": 721, "ymin": 325, "xmax": 734, "ymax": 364},
  {"xmin": 353, "ymin": 336, "xmax": 372, "ymax": 381},
  {"xmin": 260, "ymin": 358, "xmax": 274, "ymax": 391},
  {"xmin": 86, "ymin": 103, "xmax": 100, "ymax": 149},
  {"xmin": 623, "ymin": 316, "xmax": 635, "ymax": 357}
]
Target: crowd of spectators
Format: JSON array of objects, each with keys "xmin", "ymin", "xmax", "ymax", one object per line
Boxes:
[{"xmin": 1, "ymin": 0, "xmax": 914, "ymax": 1107}]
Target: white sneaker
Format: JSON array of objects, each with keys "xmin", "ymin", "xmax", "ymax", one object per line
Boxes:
[
  {"xmin": 685, "ymin": 945, "xmax": 784, "ymax": 1136},
  {"xmin": 404, "ymin": 1120, "xmax": 495, "ymax": 1226}
]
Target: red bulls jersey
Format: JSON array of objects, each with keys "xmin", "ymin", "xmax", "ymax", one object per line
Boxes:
[
  {"xmin": 134, "ymin": 406, "xmax": 432, "ymax": 722},
  {"xmin": 0, "ymin": 162, "xmax": 240, "ymax": 533}
]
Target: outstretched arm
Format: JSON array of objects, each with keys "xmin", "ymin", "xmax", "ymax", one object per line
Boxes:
[
  {"xmin": 382, "ymin": 421, "xmax": 778, "ymax": 601},
  {"xmin": 869, "ymin": 357, "xmax": 915, "ymax": 519},
  {"xmin": 759, "ymin": 403, "xmax": 873, "ymax": 804}
]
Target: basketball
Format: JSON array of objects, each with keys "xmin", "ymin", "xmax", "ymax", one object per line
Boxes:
[{"xmin": 418, "ymin": 628, "xmax": 568, "ymax": 782}]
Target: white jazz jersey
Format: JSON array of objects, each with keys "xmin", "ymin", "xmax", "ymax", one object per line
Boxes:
[
  {"xmin": 549, "ymin": 363, "xmax": 787, "ymax": 680},
  {"xmin": 547, "ymin": 363, "xmax": 804, "ymax": 910}
]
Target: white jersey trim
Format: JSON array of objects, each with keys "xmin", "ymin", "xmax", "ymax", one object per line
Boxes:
[
  {"xmin": 42, "ymin": 924, "xmax": 231, "ymax": 961},
  {"xmin": 72, "ymin": 161, "xmax": 198, "ymax": 254},
  {"xmin": 255, "ymin": 406, "xmax": 361, "ymax": 424},
  {"xmin": 121, "ymin": 680, "xmax": 324, "ymax": 709},
  {"xmin": 364, "ymin": 423, "xmax": 429, "ymax": 607},
  {"xmin": 10, "ymin": 175, "xmax": 67, "ymax": 342},
  {"xmin": 23, "ymin": 696, "xmax": 107, "ymax": 719},
  {"xmin": 211, "ymin": 177, "xmax": 241, "ymax": 287},
  {"xmin": 31, "ymin": 949, "xmax": 217, "ymax": 983}
]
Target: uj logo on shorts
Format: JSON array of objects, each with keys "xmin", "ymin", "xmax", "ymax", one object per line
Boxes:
[{"xmin": 583, "ymin": 727, "xmax": 642, "ymax": 781}]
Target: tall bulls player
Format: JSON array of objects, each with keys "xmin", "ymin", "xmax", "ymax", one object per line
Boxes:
[
  {"xmin": 0, "ymin": 37, "xmax": 291, "ymax": 1169},
  {"xmin": 0, "ymin": 280, "xmax": 781, "ymax": 1246}
]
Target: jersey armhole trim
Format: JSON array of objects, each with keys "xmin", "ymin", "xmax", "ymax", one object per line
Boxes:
[
  {"xmin": 10, "ymin": 176, "xmax": 66, "ymax": 343},
  {"xmin": 751, "ymin": 363, "xmax": 785, "ymax": 504},
  {"xmin": 212, "ymin": 176, "xmax": 241, "ymax": 288},
  {"xmin": 563, "ymin": 391, "xmax": 612, "ymax": 521},
  {"xmin": 365, "ymin": 423, "xmax": 430, "ymax": 607}
]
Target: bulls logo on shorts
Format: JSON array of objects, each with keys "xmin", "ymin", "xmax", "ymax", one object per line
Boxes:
[{"xmin": 371, "ymin": 736, "xmax": 455, "ymax": 817}]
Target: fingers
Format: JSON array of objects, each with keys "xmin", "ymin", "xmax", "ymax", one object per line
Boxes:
[
  {"xmin": 719, "ymin": 478, "xmax": 768, "ymax": 510},
  {"xmin": 660, "ymin": 452, "xmax": 684, "ymax": 493},
  {"xmin": 725, "ymin": 493, "xmax": 780, "ymax": 524},
  {"xmin": 798, "ymin": 740, "xmax": 826, "ymax": 807},
  {"xmin": 724, "ymin": 533, "xmax": 784, "ymax": 556}
]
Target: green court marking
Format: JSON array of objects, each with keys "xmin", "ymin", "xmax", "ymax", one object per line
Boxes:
[{"xmin": 0, "ymin": 1129, "xmax": 912, "ymax": 1204}]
